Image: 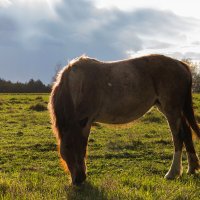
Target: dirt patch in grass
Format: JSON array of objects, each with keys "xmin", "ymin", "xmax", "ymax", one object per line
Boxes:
[
  {"xmin": 107, "ymin": 139, "xmax": 143, "ymax": 151},
  {"xmin": 154, "ymin": 139, "xmax": 171, "ymax": 145},
  {"xmin": 31, "ymin": 143, "xmax": 57, "ymax": 152},
  {"xmin": 35, "ymin": 96, "xmax": 43, "ymax": 101},
  {"xmin": 0, "ymin": 99, "xmax": 3, "ymax": 105},
  {"xmin": 16, "ymin": 131, "xmax": 24, "ymax": 137},
  {"xmin": 29, "ymin": 103, "xmax": 47, "ymax": 111},
  {"xmin": 9, "ymin": 99, "xmax": 22, "ymax": 104}
]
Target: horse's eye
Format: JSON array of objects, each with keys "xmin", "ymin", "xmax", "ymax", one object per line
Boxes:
[
  {"xmin": 79, "ymin": 117, "xmax": 88, "ymax": 127},
  {"xmin": 65, "ymin": 145, "xmax": 71, "ymax": 150}
]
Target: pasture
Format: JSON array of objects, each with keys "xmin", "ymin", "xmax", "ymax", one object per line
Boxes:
[{"xmin": 0, "ymin": 94, "xmax": 200, "ymax": 200}]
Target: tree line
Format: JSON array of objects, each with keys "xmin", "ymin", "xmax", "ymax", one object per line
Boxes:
[{"xmin": 0, "ymin": 79, "xmax": 51, "ymax": 93}]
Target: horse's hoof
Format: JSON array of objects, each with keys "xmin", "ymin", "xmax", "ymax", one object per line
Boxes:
[
  {"xmin": 165, "ymin": 173, "xmax": 175, "ymax": 180},
  {"xmin": 187, "ymin": 167, "xmax": 200, "ymax": 175},
  {"xmin": 164, "ymin": 171, "xmax": 181, "ymax": 180}
]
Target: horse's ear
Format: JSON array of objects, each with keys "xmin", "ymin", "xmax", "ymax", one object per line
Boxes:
[{"xmin": 79, "ymin": 117, "xmax": 88, "ymax": 127}]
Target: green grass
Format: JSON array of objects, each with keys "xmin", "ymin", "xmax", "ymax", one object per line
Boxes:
[{"xmin": 1, "ymin": 93, "xmax": 200, "ymax": 200}]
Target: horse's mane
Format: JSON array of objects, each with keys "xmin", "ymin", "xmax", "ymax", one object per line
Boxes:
[{"xmin": 48, "ymin": 55, "xmax": 89, "ymax": 139}]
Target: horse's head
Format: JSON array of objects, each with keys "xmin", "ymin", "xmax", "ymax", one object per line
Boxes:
[{"xmin": 59, "ymin": 119, "xmax": 89, "ymax": 185}]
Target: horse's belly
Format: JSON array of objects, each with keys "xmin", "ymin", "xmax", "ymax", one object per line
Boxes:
[
  {"xmin": 96, "ymin": 97, "xmax": 155, "ymax": 124},
  {"xmin": 96, "ymin": 112, "xmax": 146, "ymax": 124}
]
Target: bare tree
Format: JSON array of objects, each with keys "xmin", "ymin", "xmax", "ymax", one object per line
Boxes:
[
  {"xmin": 52, "ymin": 63, "xmax": 62, "ymax": 84},
  {"xmin": 182, "ymin": 58, "xmax": 200, "ymax": 93}
]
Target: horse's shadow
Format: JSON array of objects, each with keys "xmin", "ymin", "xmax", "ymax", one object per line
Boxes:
[
  {"xmin": 179, "ymin": 173, "xmax": 200, "ymax": 185},
  {"xmin": 65, "ymin": 181, "xmax": 107, "ymax": 200}
]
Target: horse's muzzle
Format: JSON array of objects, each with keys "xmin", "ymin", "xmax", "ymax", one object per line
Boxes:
[{"xmin": 72, "ymin": 172, "xmax": 86, "ymax": 186}]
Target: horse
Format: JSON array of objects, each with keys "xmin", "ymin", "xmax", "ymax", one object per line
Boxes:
[{"xmin": 48, "ymin": 54, "xmax": 200, "ymax": 185}]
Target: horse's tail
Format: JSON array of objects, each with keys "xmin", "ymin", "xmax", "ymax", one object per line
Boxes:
[
  {"xmin": 48, "ymin": 65, "xmax": 74, "ymax": 139},
  {"xmin": 181, "ymin": 61, "xmax": 200, "ymax": 139}
]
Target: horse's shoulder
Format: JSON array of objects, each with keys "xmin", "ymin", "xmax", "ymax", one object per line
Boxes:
[{"xmin": 71, "ymin": 56, "xmax": 99, "ymax": 69}]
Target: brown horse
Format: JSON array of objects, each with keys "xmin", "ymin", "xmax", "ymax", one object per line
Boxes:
[{"xmin": 48, "ymin": 54, "xmax": 200, "ymax": 185}]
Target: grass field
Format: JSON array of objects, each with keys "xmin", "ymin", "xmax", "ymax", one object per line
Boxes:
[{"xmin": 1, "ymin": 94, "xmax": 200, "ymax": 200}]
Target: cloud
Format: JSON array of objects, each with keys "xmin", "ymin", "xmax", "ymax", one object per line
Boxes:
[
  {"xmin": 0, "ymin": 0, "xmax": 11, "ymax": 7},
  {"xmin": 0, "ymin": 0, "xmax": 200, "ymax": 83}
]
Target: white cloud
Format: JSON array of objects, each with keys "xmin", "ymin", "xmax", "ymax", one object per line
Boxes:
[{"xmin": 128, "ymin": 44, "xmax": 200, "ymax": 61}]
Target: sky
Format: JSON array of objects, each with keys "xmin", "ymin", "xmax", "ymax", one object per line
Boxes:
[{"xmin": 0, "ymin": 0, "xmax": 200, "ymax": 84}]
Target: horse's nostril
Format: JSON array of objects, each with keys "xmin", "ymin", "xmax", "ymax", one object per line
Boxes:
[{"xmin": 73, "ymin": 173, "xmax": 86, "ymax": 186}]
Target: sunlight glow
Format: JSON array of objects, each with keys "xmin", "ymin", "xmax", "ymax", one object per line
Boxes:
[
  {"xmin": 127, "ymin": 43, "xmax": 200, "ymax": 62},
  {"xmin": 93, "ymin": 0, "xmax": 200, "ymax": 19}
]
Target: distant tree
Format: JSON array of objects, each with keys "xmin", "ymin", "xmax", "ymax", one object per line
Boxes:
[{"xmin": 182, "ymin": 58, "xmax": 200, "ymax": 93}]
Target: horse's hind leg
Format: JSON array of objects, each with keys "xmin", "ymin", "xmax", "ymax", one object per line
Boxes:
[
  {"xmin": 164, "ymin": 111, "xmax": 184, "ymax": 179},
  {"xmin": 181, "ymin": 117, "xmax": 200, "ymax": 174},
  {"xmin": 157, "ymin": 102, "xmax": 184, "ymax": 179}
]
